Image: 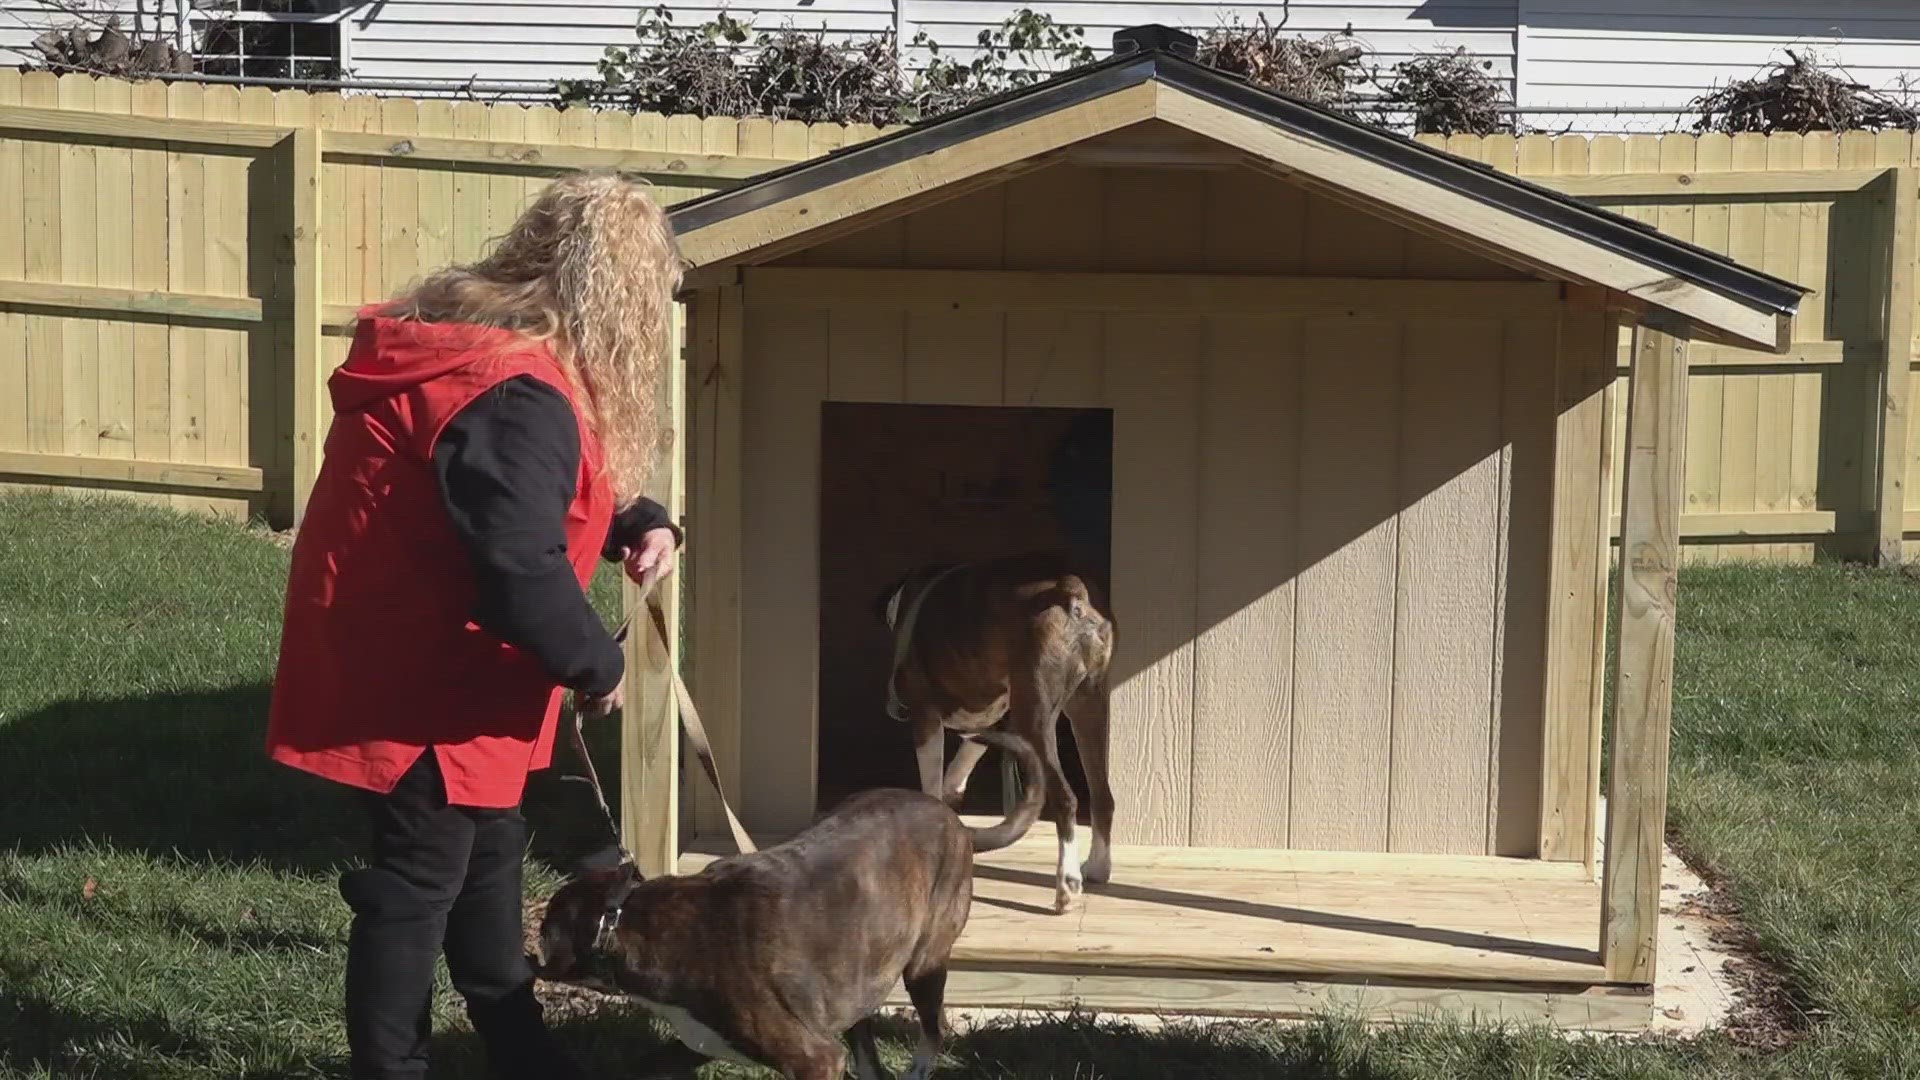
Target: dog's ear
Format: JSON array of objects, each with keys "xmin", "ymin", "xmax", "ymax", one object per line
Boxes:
[
  {"xmin": 874, "ymin": 571, "xmax": 912, "ymax": 629},
  {"xmin": 572, "ymin": 843, "xmax": 645, "ymax": 884}
]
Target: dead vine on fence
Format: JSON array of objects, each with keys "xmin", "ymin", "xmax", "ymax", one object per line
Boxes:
[
  {"xmin": 1374, "ymin": 48, "xmax": 1510, "ymax": 136},
  {"xmin": 1195, "ymin": 15, "xmax": 1368, "ymax": 113},
  {"xmin": 1691, "ymin": 50, "xmax": 1919, "ymax": 134},
  {"xmin": 555, "ymin": 5, "xmax": 1094, "ymax": 125}
]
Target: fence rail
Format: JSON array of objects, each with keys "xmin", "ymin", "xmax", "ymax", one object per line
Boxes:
[{"xmin": 1, "ymin": 70, "xmax": 1916, "ymax": 562}]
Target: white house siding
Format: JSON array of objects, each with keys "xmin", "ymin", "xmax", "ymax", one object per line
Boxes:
[
  {"xmin": 334, "ymin": 0, "xmax": 1518, "ymax": 87},
  {"xmin": 340, "ymin": 0, "xmax": 894, "ymax": 84},
  {"xmin": 1518, "ymin": 0, "xmax": 1920, "ymax": 115},
  {"xmin": 2, "ymin": 0, "xmax": 1918, "ymax": 134}
]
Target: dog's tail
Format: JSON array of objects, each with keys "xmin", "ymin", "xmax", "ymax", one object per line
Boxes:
[{"xmin": 962, "ymin": 730, "xmax": 1046, "ymax": 854}]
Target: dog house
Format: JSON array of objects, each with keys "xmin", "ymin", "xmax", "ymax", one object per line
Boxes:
[{"xmin": 620, "ymin": 27, "xmax": 1805, "ymax": 1029}]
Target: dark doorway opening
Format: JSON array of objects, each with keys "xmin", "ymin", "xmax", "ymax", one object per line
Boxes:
[{"xmin": 817, "ymin": 402, "xmax": 1113, "ymax": 817}]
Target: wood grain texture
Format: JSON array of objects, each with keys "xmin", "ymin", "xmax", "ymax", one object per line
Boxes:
[
  {"xmin": 290, "ymin": 127, "xmax": 323, "ymax": 521},
  {"xmin": 1538, "ymin": 306, "xmax": 1613, "ymax": 863},
  {"xmin": 689, "ymin": 824, "xmax": 1620, "ymax": 1003},
  {"xmin": 1190, "ymin": 315, "xmax": 1299, "ymax": 849},
  {"xmin": 91, "ymin": 77, "xmax": 133, "ymax": 463},
  {"xmin": 163, "ymin": 82, "xmax": 207, "ymax": 500},
  {"xmin": 0, "ymin": 71, "xmax": 25, "ymax": 453},
  {"xmin": 1290, "ymin": 317, "xmax": 1399, "ymax": 852},
  {"xmin": 56, "ymin": 75, "xmax": 96, "ymax": 461},
  {"xmin": 238, "ymin": 88, "xmax": 278, "ymax": 519},
  {"xmin": 1391, "ymin": 317, "xmax": 1504, "ymax": 855},
  {"xmin": 197, "ymin": 87, "xmax": 245, "ymax": 487},
  {"xmin": 1106, "ymin": 313, "xmax": 1200, "ymax": 846},
  {"xmin": 897, "ymin": 971, "xmax": 1647, "ymax": 1031},
  {"xmin": 1602, "ymin": 323, "xmax": 1689, "ymax": 985},
  {"xmin": 1876, "ymin": 167, "xmax": 1917, "ymax": 565},
  {"xmin": 122, "ymin": 82, "xmax": 170, "ymax": 469},
  {"xmin": 1756, "ymin": 134, "xmax": 1804, "ymax": 561},
  {"xmin": 688, "ymin": 287, "xmax": 745, "ymax": 838},
  {"xmin": 739, "ymin": 301, "xmax": 828, "ymax": 832}
]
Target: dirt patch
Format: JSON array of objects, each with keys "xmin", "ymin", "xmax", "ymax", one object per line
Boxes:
[{"xmin": 1664, "ymin": 830, "xmax": 1816, "ymax": 1050}]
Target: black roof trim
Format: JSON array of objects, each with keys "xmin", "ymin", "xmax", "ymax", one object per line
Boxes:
[
  {"xmin": 670, "ymin": 49, "xmax": 1806, "ymax": 318},
  {"xmin": 1149, "ymin": 54, "xmax": 1805, "ymax": 316}
]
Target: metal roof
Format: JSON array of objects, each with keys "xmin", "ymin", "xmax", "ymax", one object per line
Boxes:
[{"xmin": 669, "ymin": 45, "xmax": 1807, "ymax": 320}]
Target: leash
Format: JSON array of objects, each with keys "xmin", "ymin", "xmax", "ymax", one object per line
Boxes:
[{"xmin": 567, "ymin": 582, "xmax": 757, "ymax": 866}]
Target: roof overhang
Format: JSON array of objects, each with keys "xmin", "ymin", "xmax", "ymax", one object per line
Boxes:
[{"xmin": 669, "ymin": 51, "xmax": 1807, "ymax": 353}]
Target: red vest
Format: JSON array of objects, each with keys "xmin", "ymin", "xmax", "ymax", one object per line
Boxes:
[{"xmin": 266, "ymin": 310, "xmax": 616, "ymax": 808}]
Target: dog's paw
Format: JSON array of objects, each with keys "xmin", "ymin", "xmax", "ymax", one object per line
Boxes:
[
  {"xmin": 1083, "ymin": 847, "xmax": 1111, "ymax": 887},
  {"xmin": 1054, "ymin": 877, "xmax": 1085, "ymax": 915}
]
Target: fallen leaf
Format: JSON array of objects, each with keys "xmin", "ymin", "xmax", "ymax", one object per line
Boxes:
[{"xmin": 81, "ymin": 876, "xmax": 97, "ymax": 901}]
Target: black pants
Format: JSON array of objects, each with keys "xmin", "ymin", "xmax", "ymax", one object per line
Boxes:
[{"xmin": 339, "ymin": 752, "xmax": 578, "ymax": 1080}]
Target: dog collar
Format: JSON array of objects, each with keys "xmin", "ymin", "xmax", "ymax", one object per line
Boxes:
[
  {"xmin": 588, "ymin": 866, "xmax": 643, "ymax": 974},
  {"xmin": 885, "ymin": 563, "xmax": 966, "ymax": 723}
]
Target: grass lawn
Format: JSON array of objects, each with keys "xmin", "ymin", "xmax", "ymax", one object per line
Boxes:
[{"xmin": 4, "ymin": 490, "xmax": 1920, "ymax": 1078}]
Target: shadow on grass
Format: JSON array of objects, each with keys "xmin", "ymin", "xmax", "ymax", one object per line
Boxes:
[
  {"xmin": 0, "ymin": 685, "xmax": 640, "ymax": 878},
  {"xmin": 427, "ymin": 1008, "xmax": 1366, "ymax": 1080}
]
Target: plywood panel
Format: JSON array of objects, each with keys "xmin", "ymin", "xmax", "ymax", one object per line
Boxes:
[
  {"xmin": 1303, "ymin": 191, "xmax": 1406, "ymax": 276},
  {"xmin": 1202, "ymin": 166, "xmax": 1305, "ymax": 274},
  {"xmin": 1390, "ymin": 317, "xmax": 1504, "ymax": 855},
  {"xmin": 1493, "ymin": 314, "xmax": 1558, "ymax": 857},
  {"xmin": 905, "ymin": 310, "xmax": 1002, "ymax": 405},
  {"xmin": 1291, "ymin": 317, "xmax": 1400, "ymax": 852},
  {"xmin": 1106, "ymin": 313, "xmax": 1200, "ymax": 846},
  {"xmin": 1102, "ymin": 168, "xmax": 1206, "ymax": 274},
  {"xmin": 826, "ymin": 309, "xmax": 906, "ymax": 402},
  {"xmin": 1004, "ymin": 311, "xmax": 1103, "ymax": 408},
  {"xmin": 1003, "ymin": 165, "xmax": 1101, "ymax": 271},
  {"xmin": 1190, "ymin": 315, "xmax": 1299, "ymax": 849},
  {"xmin": 740, "ymin": 303, "xmax": 828, "ymax": 832}
]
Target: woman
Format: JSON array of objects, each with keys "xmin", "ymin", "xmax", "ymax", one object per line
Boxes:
[{"xmin": 266, "ymin": 171, "xmax": 683, "ymax": 1080}]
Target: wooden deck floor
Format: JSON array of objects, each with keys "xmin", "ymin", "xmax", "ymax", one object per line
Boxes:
[{"xmin": 680, "ymin": 819, "xmax": 1648, "ymax": 1029}]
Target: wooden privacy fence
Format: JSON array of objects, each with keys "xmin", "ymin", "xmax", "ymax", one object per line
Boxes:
[{"xmin": 1, "ymin": 70, "xmax": 1917, "ymax": 563}]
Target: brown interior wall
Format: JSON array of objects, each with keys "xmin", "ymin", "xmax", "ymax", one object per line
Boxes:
[{"xmin": 727, "ymin": 163, "xmax": 1565, "ymax": 854}]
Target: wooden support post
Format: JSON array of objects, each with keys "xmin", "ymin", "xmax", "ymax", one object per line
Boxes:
[
  {"xmin": 290, "ymin": 127, "xmax": 323, "ymax": 523},
  {"xmin": 620, "ymin": 300, "xmax": 690, "ymax": 878},
  {"xmin": 1601, "ymin": 320, "xmax": 1691, "ymax": 985},
  {"xmin": 1538, "ymin": 307, "xmax": 1615, "ymax": 864},
  {"xmin": 1873, "ymin": 167, "xmax": 1918, "ymax": 566},
  {"xmin": 684, "ymin": 286, "xmax": 745, "ymax": 843}
]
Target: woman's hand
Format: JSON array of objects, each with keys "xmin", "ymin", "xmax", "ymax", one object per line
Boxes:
[
  {"xmin": 577, "ymin": 682, "xmax": 624, "ymax": 720},
  {"xmin": 622, "ymin": 526, "xmax": 679, "ymax": 591}
]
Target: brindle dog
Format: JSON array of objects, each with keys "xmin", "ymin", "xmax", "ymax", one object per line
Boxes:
[
  {"xmin": 877, "ymin": 551, "xmax": 1117, "ymax": 914},
  {"xmin": 534, "ymin": 730, "xmax": 1044, "ymax": 1080}
]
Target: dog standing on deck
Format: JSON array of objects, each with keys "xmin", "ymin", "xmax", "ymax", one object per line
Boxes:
[
  {"xmin": 533, "ymin": 730, "xmax": 1043, "ymax": 1080},
  {"xmin": 877, "ymin": 551, "xmax": 1117, "ymax": 914}
]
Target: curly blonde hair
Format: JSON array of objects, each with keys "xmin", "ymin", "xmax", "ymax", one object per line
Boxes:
[{"xmin": 382, "ymin": 169, "xmax": 683, "ymax": 504}]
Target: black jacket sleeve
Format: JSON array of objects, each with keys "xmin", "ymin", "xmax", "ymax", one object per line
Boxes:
[
  {"xmin": 434, "ymin": 375, "xmax": 624, "ymax": 697},
  {"xmin": 602, "ymin": 495, "xmax": 683, "ymax": 563}
]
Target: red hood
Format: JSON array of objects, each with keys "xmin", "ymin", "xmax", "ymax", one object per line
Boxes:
[{"xmin": 328, "ymin": 307, "xmax": 544, "ymax": 415}]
